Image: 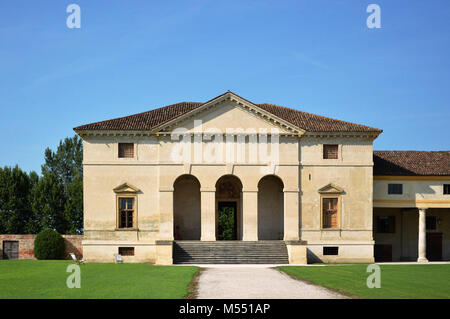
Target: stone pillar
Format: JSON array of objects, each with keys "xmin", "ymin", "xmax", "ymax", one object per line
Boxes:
[
  {"xmin": 155, "ymin": 240, "xmax": 173, "ymax": 265},
  {"xmin": 242, "ymin": 190, "xmax": 258, "ymax": 241},
  {"xmin": 417, "ymin": 208, "xmax": 428, "ymax": 263},
  {"xmin": 284, "ymin": 189, "xmax": 300, "ymax": 241},
  {"xmin": 285, "ymin": 240, "xmax": 307, "ymax": 264},
  {"xmin": 159, "ymin": 190, "xmax": 174, "ymax": 240},
  {"xmin": 400, "ymin": 209, "xmax": 407, "ymax": 260},
  {"xmin": 201, "ymin": 189, "xmax": 216, "ymax": 241}
]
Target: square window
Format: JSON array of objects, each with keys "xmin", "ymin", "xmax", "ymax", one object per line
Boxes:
[
  {"xmin": 377, "ymin": 216, "xmax": 395, "ymax": 233},
  {"xmin": 118, "ymin": 143, "xmax": 134, "ymax": 158},
  {"xmin": 388, "ymin": 184, "xmax": 403, "ymax": 195},
  {"xmin": 118, "ymin": 247, "xmax": 134, "ymax": 256},
  {"xmin": 323, "ymin": 144, "xmax": 338, "ymax": 159},
  {"xmin": 323, "ymin": 247, "xmax": 339, "ymax": 255},
  {"xmin": 444, "ymin": 184, "xmax": 450, "ymax": 195}
]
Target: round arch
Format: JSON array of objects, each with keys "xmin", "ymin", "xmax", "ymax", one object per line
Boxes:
[
  {"xmin": 173, "ymin": 174, "xmax": 201, "ymax": 240},
  {"xmin": 215, "ymin": 175, "xmax": 243, "ymax": 240},
  {"xmin": 257, "ymin": 175, "xmax": 284, "ymax": 240}
]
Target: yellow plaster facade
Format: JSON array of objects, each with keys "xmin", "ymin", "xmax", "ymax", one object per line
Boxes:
[{"xmin": 76, "ymin": 92, "xmax": 449, "ymax": 264}]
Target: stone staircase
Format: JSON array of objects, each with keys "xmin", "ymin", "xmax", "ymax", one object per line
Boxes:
[{"xmin": 173, "ymin": 241, "xmax": 289, "ymax": 264}]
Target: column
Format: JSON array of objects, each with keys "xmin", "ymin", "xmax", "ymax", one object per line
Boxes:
[
  {"xmin": 417, "ymin": 208, "xmax": 428, "ymax": 263},
  {"xmin": 400, "ymin": 209, "xmax": 407, "ymax": 260},
  {"xmin": 242, "ymin": 190, "xmax": 258, "ymax": 241},
  {"xmin": 201, "ymin": 189, "xmax": 216, "ymax": 241},
  {"xmin": 284, "ymin": 189, "xmax": 300, "ymax": 241},
  {"xmin": 159, "ymin": 190, "xmax": 174, "ymax": 240}
]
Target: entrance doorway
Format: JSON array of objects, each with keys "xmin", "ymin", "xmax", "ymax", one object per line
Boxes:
[
  {"xmin": 218, "ymin": 201, "xmax": 238, "ymax": 240},
  {"xmin": 426, "ymin": 233, "xmax": 442, "ymax": 261},
  {"xmin": 2, "ymin": 241, "xmax": 19, "ymax": 259},
  {"xmin": 215, "ymin": 175, "xmax": 242, "ymax": 240}
]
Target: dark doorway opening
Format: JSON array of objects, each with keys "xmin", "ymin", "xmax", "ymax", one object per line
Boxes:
[
  {"xmin": 218, "ymin": 201, "xmax": 237, "ymax": 240},
  {"xmin": 426, "ymin": 233, "xmax": 442, "ymax": 261},
  {"xmin": 2, "ymin": 241, "xmax": 19, "ymax": 260},
  {"xmin": 374, "ymin": 244, "xmax": 392, "ymax": 262}
]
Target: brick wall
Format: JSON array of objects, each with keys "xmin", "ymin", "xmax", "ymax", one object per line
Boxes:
[{"xmin": 0, "ymin": 234, "xmax": 83, "ymax": 260}]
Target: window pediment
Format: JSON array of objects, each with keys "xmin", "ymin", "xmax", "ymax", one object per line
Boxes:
[
  {"xmin": 318, "ymin": 183, "xmax": 344, "ymax": 194},
  {"xmin": 113, "ymin": 183, "xmax": 140, "ymax": 194}
]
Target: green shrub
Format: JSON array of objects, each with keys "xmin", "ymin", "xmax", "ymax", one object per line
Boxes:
[{"xmin": 34, "ymin": 229, "xmax": 65, "ymax": 260}]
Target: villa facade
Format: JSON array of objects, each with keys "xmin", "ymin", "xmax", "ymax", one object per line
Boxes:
[{"xmin": 74, "ymin": 91, "xmax": 450, "ymax": 264}]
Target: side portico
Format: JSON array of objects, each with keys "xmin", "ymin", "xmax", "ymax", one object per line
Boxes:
[{"xmin": 373, "ymin": 151, "xmax": 450, "ymax": 262}]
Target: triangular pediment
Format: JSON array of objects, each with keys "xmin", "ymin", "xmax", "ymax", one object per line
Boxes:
[
  {"xmin": 318, "ymin": 183, "xmax": 345, "ymax": 194},
  {"xmin": 153, "ymin": 91, "xmax": 304, "ymax": 136},
  {"xmin": 113, "ymin": 183, "xmax": 140, "ymax": 194}
]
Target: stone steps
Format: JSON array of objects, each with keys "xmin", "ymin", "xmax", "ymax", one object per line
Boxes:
[{"xmin": 173, "ymin": 241, "xmax": 289, "ymax": 264}]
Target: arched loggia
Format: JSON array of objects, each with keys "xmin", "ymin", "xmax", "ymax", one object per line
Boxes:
[
  {"xmin": 173, "ymin": 175, "xmax": 201, "ymax": 240},
  {"xmin": 258, "ymin": 175, "xmax": 284, "ymax": 240}
]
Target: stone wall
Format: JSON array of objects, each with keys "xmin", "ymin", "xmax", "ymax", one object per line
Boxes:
[{"xmin": 0, "ymin": 234, "xmax": 83, "ymax": 260}]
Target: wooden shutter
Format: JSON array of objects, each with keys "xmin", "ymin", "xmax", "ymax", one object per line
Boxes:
[
  {"xmin": 323, "ymin": 145, "xmax": 338, "ymax": 159},
  {"xmin": 323, "ymin": 198, "xmax": 338, "ymax": 228},
  {"xmin": 118, "ymin": 143, "xmax": 134, "ymax": 158}
]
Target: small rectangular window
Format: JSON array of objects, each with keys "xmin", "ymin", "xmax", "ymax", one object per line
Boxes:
[
  {"xmin": 323, "ymin": 247, "xmax": 339, "ymax": 255},
  {"xmin": 426, "ymin": 216, "xmax": 437, "ymax": 230},
  {"xmin": 118, "ymin": 143, "xmax": 134, "ymax": 158},
  {"xmin": 323, "ymin": 144, "xmax": 338, "ymax": 159},
  {"xmin": 377, "ymin": 216, "xmax": 395, "ymax": 233},
  {"xmin": 118, "ymin": 197, "xmax": 134, "ymax": 228},
  {"xmin": 119, "ymin": 247, "xmax": 134, "ymax": 256},
  {"xmin": 388, "ymin": 184, "xmax": 403, "ymax": 195},
  {"xmin": 444, "ymin": 184, "xmax": 450, "ymax": 195},
  {"xmin": 322, "ymin": 197, "xmax": 338, "ymax": 228}
]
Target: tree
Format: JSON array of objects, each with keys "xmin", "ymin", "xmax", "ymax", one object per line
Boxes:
[
  {"xmin": 32, "ymin": 135, "xmax": 83, "ymax": 234},
  {"xmin": 41, "ymin": 135, "xmax": 83, "ymax": 186},
  {"xmin": 23, "ymin": 171, "xmax": 41, "ymax": 234},
  {"xmin": 31, "ymin": 172, "xmax": 67, "ymax": 233},
  {"xmin": 0, "ymin": 135, "xmax": 83, "ymax": 234},
  {"xmin": 0, "ymin": 166, "xmax": 34, "ymax": 234}
]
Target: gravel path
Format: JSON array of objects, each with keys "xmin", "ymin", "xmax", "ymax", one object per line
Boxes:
[{"xmin": 195, "ymin": 265, "xmax": 347, "ymax": 299}]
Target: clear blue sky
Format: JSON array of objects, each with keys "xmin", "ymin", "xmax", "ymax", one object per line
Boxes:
[{"xmin": 1, "ymin": 0, "xmax": 449, "ymax": 173}]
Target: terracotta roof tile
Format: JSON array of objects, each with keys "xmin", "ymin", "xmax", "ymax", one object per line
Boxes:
[
  {"xmin": 373, "ymin": 151, "xmax": 450, "ymax": 176},
  {"xmin": 74, "ymin": 102, "xmax": 203, "ymax": 131},
  {"xmin": 257, "ymin": 103, "xmax": 381, "ymax": 132},
  {"xmin": 74, "ymin": 94, "xmax": 382, "ymax": 133}
]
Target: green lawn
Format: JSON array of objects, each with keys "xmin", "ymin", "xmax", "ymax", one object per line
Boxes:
[
  {"xmin": 279, "ymin": 264, "xmax": 450, "ymax": 299},
  {"xmin": 0, "ymin": 260, "xmax": 198, "ymax": 299}
]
